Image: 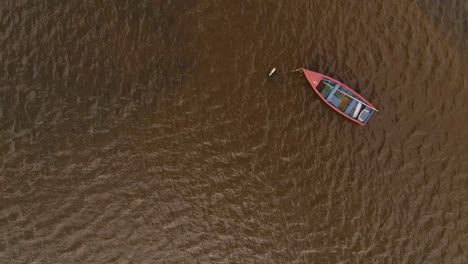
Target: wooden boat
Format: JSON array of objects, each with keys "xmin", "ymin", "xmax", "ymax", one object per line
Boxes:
[{"xmin": 302, "ymin": 69, "xmax": 378, "ymax": 126}]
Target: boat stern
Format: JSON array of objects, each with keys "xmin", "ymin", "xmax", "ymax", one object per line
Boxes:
[{"xmin": 302, "ymin": 69, "xmax": 323, "ymax": 89}]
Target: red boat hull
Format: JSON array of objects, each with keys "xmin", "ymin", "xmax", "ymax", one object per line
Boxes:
[{"xmin": 302, "ymin": 69, "xmax": 376, "ymax": 126}]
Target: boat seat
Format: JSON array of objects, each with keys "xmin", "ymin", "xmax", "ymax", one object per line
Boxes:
[
  {"xmin": 344, "ymin": 100, "xmax": 358, "ymax": 115},
  {"xmin": 325, "ymin": 85, "xmax": 339, "ymax": 101}
]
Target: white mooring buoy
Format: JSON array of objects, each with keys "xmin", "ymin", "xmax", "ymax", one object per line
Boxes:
[{"xmin": 268, "ymin": 67, "xmax": 276, "ymax": 77}]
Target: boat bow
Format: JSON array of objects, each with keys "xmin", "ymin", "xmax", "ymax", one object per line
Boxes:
[{"xmin": 302, "ymin": 69, "xmax": 323, "ymax": 89}]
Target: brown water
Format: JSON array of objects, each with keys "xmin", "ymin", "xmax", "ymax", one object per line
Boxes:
[{"xmin": 0, "ymin": 0, "xmax": 466, "ymax": 263}]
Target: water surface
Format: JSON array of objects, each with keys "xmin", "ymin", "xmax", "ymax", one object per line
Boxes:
[{"xmin": 0, "ymin": 0, "xmax": 466, "ymax": 263}]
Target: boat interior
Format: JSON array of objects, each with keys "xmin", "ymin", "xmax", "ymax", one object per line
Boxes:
[{"xmin": 316, "ymin": 79, "xmax": 374, "ymax": 123}]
